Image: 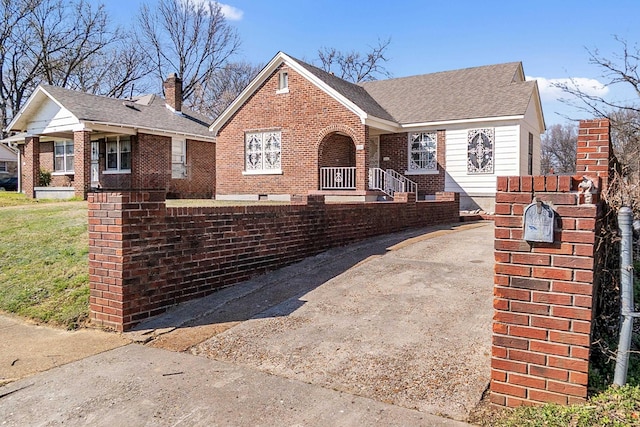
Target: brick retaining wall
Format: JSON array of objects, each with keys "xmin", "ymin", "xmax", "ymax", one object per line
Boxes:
[{"xmin": 89, "ymin": 192, "xmax": 459, "ymax": 331}]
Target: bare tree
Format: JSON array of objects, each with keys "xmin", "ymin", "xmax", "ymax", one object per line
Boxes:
[
  {"xmin": 137, "ymin": 0, "xmax": 241, "ymax": 104},
  {"xmin": 540, "ymin": 123, "xmax": 577, "ymax": 174},
  {"xmin": 0, "ymin": 0, "xmax": 149, "ymax": 135},
  {"xmin": 190, "ymin": 61, "xmax": 262, "ymax": 119},
  {"xmin": 556, "ymin": 36, "xmax": 640, "ymax": 208},
  {"xmin": 316, "ymin": 38, "xmax": 392, "ymax": 83}
]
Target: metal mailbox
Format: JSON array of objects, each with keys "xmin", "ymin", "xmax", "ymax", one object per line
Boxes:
[{"xmin": 523, "ymin": 198, "xmax": 555, "ymax": 243}]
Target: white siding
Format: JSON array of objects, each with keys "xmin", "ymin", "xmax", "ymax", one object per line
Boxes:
[
  {"xmin": 26, "ymin": 98, "xmax": 78, "ymax": 135},
  {"xmin": 519, "ymin": 99, "xmax": 544, "ymax": 175},
  {"xmin": 444, "ymin": 122, "xmax": 521, "ymax": 196}
]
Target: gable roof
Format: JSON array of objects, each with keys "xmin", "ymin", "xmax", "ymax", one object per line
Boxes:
[
  {"xmin": 0, "ymin": 142, "xmax": 18, "ymax": 162},
  {"xmin": 211, "ymin": 52, "xmax": 545, "ymax": 134},
  {"xmin": 360, "ymin": 62, "xmax": 537, "ymax": 125},
  {"xmin": 293, "ymin": 58, "xmax": 394, "ymax": 122},
  {"xmin": 7, "ymin": 85, "xmax": 214, "ymax": 141}
]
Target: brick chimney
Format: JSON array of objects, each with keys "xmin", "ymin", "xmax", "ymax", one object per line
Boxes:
[{"xmin": 163, "ymin": 73, "xmax": 182, "ymax": 113}]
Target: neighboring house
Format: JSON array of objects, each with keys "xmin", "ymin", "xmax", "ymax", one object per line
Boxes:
[
  {"xmin": 210, "ymin": 52, "xmax": 545, "ymax": 211},
  {"xmin": 0, "ymin": 142, "xmax": 18, "ymax": 178},
  {"xmin": 5, "ymin": 75, "xmax": 215, "ymax": 199}
]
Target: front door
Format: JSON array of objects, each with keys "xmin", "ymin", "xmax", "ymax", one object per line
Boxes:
[
  {"xmin": 90, "ymin": 140, "xmax": 99, "ymax": 188},
  {"xmin": 369, "ymin": 136, "xmax": 380, "ymax": 169}
]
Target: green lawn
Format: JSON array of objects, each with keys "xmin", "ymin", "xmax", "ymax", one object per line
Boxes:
[{"xmin": 0, "ymin": 193, "xmax": 89, "ymax": 328}]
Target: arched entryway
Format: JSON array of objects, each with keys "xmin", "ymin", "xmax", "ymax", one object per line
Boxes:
[{"xmin": 318, "ymin": 132, "xmax": 356, "ymax": 190}]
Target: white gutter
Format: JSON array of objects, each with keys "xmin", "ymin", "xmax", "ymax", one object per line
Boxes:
[{"xmin": 400, "ymin": 115, "xmax": 525, "ymax": 129}]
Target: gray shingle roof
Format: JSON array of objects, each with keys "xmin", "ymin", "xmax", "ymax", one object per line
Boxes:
[
  {"xmin": 359, "ymin": 62, "xmax": 535, "ymax": 124},
  {"xmin": 293, "ymin": 59, "xmax": 396, "ymax": 122},
  {"xmin": 41, "ymin": 85, "xmax": 213, "ymax": 138}
]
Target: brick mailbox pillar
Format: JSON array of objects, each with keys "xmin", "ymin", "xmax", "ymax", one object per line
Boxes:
[{"xmin": 491, "ymin": 119, "xmax": 612, "ymax": 406}]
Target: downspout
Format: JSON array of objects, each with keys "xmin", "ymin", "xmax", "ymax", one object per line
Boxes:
[
  {"xmin": 16, "ymin": 144, "xmax": 22, "ymax": 194},
  {"xmin": 613, "ymin": 207, "xmax": 639, "ymax": 386}
]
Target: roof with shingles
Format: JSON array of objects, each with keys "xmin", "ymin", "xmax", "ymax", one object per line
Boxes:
[
  {"xmin": 38, "ymin": 85, "xmax": 213, "ymax": 138},
  {"xmin": 293, "ymin": 58, "xmax": 396, "ymax": 122},
  {"xmin": 358, "ymin": 62, "xmax": 535, "ymax": 124}
]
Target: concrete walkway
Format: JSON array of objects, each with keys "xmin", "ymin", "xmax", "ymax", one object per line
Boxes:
[{"xmin": 0, "ymin": 222, "xmax": 494, "ymax": 426}]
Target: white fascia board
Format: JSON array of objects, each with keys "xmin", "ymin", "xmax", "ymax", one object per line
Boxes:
[
  {"xmin": 283, "ymin": 54, "xmax": 367, "ymax": 120},
  {"xmin": 85, "ymin": 121, "xmax": 215, "ymax": 141},
  {"xmin": 5, "ymin": 86, "xmax": 61, "ymax": 132},
  {"xmin": 531, "ymin": 81, "xmax": 546, "ymax": 133},
  {"xmin": 209, "ymin": 52, "xmax": 288, "ymax": 135},
  {"xmin": 364, "ymin": 116, "xmax": 400, "ymax": 133},
  {"xmin": 209, "ymin": 51, "xmax": 369, "ymax": 135},
  {"xmin": 400, "ymin": 115, "xmax": 525, "ymax": 129}
]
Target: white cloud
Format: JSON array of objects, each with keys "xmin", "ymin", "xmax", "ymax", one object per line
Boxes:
[
  {"xmin": 218, "ymin": 3, "xmax": 243, "ymax": 21},
  {"xmin": 179, "ymin": 1, "xmax": 244, "ymax": 21},
  {"xmin": 526, "ymin": 76, "xmax": 609, "ymax": 101}
]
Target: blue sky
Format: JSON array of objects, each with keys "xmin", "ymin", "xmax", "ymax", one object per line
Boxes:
[{"xmin": 107, "ymin": 0, "xmax": 640, "ymax": 127}]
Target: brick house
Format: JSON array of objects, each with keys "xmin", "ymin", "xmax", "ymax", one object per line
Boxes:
[
  {"xmin": 5, "ymin": 75, "xmax": 215, "ymax": 199},
  {"xmin": 210, "ymin": 52, "xmax": 546, "ymax": 211},
  {"xmin": 0, "ymin": 142, "xmax": 18, "ymax": 180}
]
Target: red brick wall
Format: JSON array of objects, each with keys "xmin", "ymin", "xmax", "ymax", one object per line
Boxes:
[
  {"xmin": 491, "ymin": 118, "xmax": 611, "ymax": 406},
  {"xmin": 379, "ymin": 130, "xmax": 446, "ymax": 197},
  {"xmin": 318, "ymin": 133, "xmax": 356, "ymax": 167},
  {"xmin": 576, "ymin": 118, "xmax": 612, "ymax": 187},
  {"xmin": 22, "ymin": 133, "xmax": 213, "ymax": 199},
  {"xmin": 215, "ymin": 64, "xmax": 366, "ymax": 196},
  {"xmin": 22, "ymin": 136, "xmax": 39, "ymax": 197},
  {"xmin": 73, "ymin": 131, "xmax": 91, "ymax": 198},
  {"xmin": 88, "ymin": 191, "xmax": 460, "ymax": 331},
  {"xmin": 168, "ymin": 138, "xmax": 216, "ymax": 199}
]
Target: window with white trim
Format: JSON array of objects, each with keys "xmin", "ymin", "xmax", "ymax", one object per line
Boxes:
[
  {"xmin": 171, "ymin": 138, "xmax": 187, "ymax": 178},
  {"xmin": 105, "ymin": 136, "xmax": 131, "ymax": 172},
  {"xmin": 54, "ymin": 141, "xmax": 74, "ymax": 173},
  {"xmin": 245, "ymin": 131, "xmax": 281, "ymax": 172},
  {"xmin": 407, "ymin": 131, "xmax": 437, "ymax": 173},
  {"xmin": 467, "ymin": 128, "xmax": 494, "ymax": 174},
  {"xmin": 0, "ymin": 161, "xmax": 6, "ymax": 172}
]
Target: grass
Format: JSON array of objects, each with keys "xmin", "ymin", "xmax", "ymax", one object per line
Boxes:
[
  {"xmin": 492, "ymin": 385, "xmax": 640, "ymax": 427},
  {"xmin": 0, "ymin": 193, "xmax": 89, "ymax": 328}
]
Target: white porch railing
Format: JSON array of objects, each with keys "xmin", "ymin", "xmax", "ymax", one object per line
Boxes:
[
  {"xmin": 320, "ymin": 167, "xmax": 418, "ymax": 198},
  {"xmin": 368, "ymin": 168, "xmax": 418, "ymax": 198},
  {"xmin": 320, "ymin": 167, "xmax": 356, "ymax": 190},
  {"xmin": 385, "ymin": 169, "xmax": 418, "ymax": 195}
]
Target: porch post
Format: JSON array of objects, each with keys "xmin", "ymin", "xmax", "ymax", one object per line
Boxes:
[
  {"xmin": 23, "ymin": 136, "xmax": 40, "ymax": 198},
  {"xmin": 73, "ymin": 130, "xmax": 91, "ymax": 199},
  {"xmin": 356, "ymin": 127, "xmax": 369, "ymax": 191}
]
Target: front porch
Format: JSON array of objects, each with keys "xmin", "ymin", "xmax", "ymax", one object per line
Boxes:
[{"xmin": 318, "ymin": 166, "xmax": 418, "ymax": 201}]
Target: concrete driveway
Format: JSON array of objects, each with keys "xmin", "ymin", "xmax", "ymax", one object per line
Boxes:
[{"xmin": 0, "ymin": 221, "xmax": 493, "ymax": 426}]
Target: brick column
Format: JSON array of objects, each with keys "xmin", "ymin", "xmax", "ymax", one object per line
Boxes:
[
  {"xmin": 491, "ymin": 175, "xmax": 600, "ymax": 406},
  {"xmin": 576, "ymin": 119, "xmax": 612, "ymax": 185},
  {"xmin": 88, "ymin": 190, "xmax": 167, "ymax": 331},
  {"xmin": 23, "ymin": 136, "xmax": 40, "ymax": 198},
  {"xmin": 74, "ymin": 131, "xmax": 91, "ymax": 199},
  {"xmin": 491, "ymin": 119, "xmax": 612, "ymax": 406}
]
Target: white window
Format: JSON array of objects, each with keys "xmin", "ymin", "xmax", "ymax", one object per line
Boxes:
[
  {"xmin": 54, "ymin": 141, "xmax": 74, "ymax": 173},
  {"xmin": 0, "ymin": 161, "xmax": 6, "ymax": 172},
  {"xmin": 277, "ymin": 71, "xmax": 289, "ymax": 93},
  {"xmin": 172, "ymin": 138, "xmax": 187, "ymax": 179},
  {"xmin": 245, "ymin": 131, "xmax": 281, "ymax": 173},
  {"xmin": 105, "ymin": 136, "xmax": 131, "ymax": 172},
  {"xmin": 407, "ymin": 132, "xmax": 437, "ymax": 174},
  {"xmin": 467, "ymin": 128, "xmax": 494, "ymax": 174}
]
